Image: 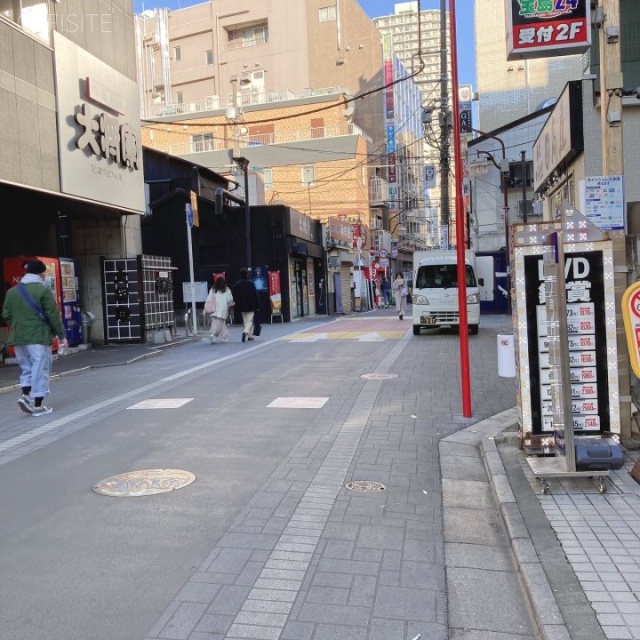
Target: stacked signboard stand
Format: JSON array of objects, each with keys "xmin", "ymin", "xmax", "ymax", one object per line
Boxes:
[{"xmin": 512, "ymin": 202, "xmax": 622, "ymax": 494}]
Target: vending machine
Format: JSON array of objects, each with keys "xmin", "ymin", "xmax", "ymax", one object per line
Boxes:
[{"xmin": 2, "ymin": 256, "xmax": 83, "ymax": 346}]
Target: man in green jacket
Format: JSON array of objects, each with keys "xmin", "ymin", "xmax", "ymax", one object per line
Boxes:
[{"xmin": 2, "ymin": 260, "xmax": 68, "ymax": 416}]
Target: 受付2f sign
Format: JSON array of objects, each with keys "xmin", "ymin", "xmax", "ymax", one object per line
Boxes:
[{"xmin": 506, "ymin": 0, "xmax": 591, "ymax": 60}]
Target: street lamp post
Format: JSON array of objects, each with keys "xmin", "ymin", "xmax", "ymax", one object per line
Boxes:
[{"xmin": 232, "ymin": 156, "xmax": 251, "ymax": 270}]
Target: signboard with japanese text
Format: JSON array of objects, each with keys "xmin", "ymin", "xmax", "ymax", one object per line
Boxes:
[
  {"xmin": 514, "ymin": 239, "xmax": 619, "ymax": 437},
  {"xmin": 533, "ymin": 81, "xmax": 583, "ymax": 191},
  {"xmin": 506, "ymin": 0, "xmax": 591, "ymax": 61},
  {"xmin": 382, "ymin": 35, "xmax": 397, "ymax": 185},
  {"xmin": 583, "ymin": 175, "xmax": 625, "ymax": 231},
  {"xmin": 53, "ymin": 32, "xmax": 144, "ymax": 213}
]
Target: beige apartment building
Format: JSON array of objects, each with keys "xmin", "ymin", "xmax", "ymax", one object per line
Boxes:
[
  {"xmin": 135, "ymin": 0, "xmax": 386, "ymax": 152},
  {"xmin": 474, "ymin": 0, "xmax": 584, "ymax": 132}
]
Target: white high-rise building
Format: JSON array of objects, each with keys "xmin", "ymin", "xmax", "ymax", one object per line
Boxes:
[
  {"xmin": 374, "ymin": 1, "xmax": 452, "ymax": 240},
  {"xmin": 474, "ymin": 0, "xmax": 584, "ymax": 132}
]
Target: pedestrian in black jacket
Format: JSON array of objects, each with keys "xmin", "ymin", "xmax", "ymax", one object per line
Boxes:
[{"xmin": 231, "ymin": 268, "xmax": 260, "ymax": 342}]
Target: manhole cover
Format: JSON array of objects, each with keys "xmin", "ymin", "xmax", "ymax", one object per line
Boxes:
[
  {"xmin": 93, "ymin": 469, "xmax": 196, "ymax": 497},
  {"xmin": 345, "ymin": 480, "xmax": 386, "ymax": 493},
  {"xmin": 361, "ymin": 373, "xmax": 398, "ymax": 380}
]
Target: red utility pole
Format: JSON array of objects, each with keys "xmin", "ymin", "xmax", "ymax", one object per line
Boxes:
[{"xmin": 448, "ymin": 0, "xmax": 472, "ymax": 418}]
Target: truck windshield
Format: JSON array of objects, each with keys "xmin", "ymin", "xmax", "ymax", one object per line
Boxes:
[{"xmin": 416, "ymin": 264, "xmax": 476, "ymax": 288}]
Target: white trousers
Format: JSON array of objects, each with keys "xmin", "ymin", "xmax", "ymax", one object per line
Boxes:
[
  {"xmin": 241, "ymin": 311, "xmax": 255, "ymax": 337},
  {"xmin": 14, "ymin": 344, "xmax": 52, "ymax": 398}
]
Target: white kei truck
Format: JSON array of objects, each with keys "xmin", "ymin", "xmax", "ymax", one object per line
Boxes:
[{"xmin": 411, "ymin": 250, "xmax": 483, "ymax": 336}]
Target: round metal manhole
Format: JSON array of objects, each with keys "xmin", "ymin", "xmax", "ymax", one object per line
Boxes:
[
  {"xmin": 361, "ymin": 373, "xmax": 398, "ymax": 380},
  {"xmin": 93, "ymin": 469, "xmax": 196, "ymax": 497},
  {"xmin": 345, "ymin": 480, "xmax": 387, "ymax": 493}
]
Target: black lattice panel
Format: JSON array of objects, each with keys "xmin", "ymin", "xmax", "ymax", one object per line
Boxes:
[
  {"xmin": 102, "ymin": 258, "xmax": 142, "ymax": 342},
  {"xmin": 140, "ymin": 254, "xmax": 175, "ymax": 333}
]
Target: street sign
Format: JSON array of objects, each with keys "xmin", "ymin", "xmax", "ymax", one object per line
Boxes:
[
  {"xmin": 379, "ymin": 249, "xmax": 388, "ymax": 258},
  {"xmin": 369, "ymin": 247, "xmax": 375, "ymax": 257},
  {"xmin": 186, "ymin": 203, "xmax": 194, "ymax": 228},
  {"xmin": 190, "ymin": 191, "xmax": 199, "ymax": 227}
]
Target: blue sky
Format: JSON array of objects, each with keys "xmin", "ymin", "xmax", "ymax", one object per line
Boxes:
[{"xmin": 133, "ymin": 0, "xmax": 476, "ymax": 87}]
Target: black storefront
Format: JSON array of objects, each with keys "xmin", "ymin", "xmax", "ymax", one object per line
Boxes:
[{"xmin": 141, "ymin": 149, "xmax": 326, "ymax": 324}]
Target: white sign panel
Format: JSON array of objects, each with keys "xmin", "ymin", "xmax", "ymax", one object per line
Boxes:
[
  {"xmin": 53, "ymin": 32, "xmax": 145, "ymax": 213},
  {"xmin": 424, "ymin": 164, "xmax": 437, "ymax": 190},
  {"xmin": 533, "ymin": 83, "xmax": 573, "ymax": 191},
  {"xmin": 583, "ymin": 175, "xmax": 625, "ymax": 231}
]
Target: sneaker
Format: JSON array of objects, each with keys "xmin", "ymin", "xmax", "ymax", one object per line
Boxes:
[
  {"xmin": 31, "ymin": 405, "xmax": 53, "ymax": 417},
  {"xmin": 399, "ymin": 313, "xmax": 403, "ymax": 320},
  {"xmin": 222, "ymin": 336, "xmax": 228, "ymax": 343},
  {"xmin": 242, "ymin": 332, "xmax": 247, "ymax": 343},
  {"xmin": 17, "ymin": 395, "xmax": 33, "ymax": 414},
  {"xmin": 248, "ymin": 336, "xmax": 254, "ymax": 341}
]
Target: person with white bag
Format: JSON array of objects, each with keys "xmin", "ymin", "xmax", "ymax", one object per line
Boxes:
[{"xmin": 204, "ymin": 275, "xmax": 234, "ymax": 343}]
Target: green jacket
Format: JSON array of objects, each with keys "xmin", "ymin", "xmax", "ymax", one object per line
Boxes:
[{"xmin": 2, "ymin": 276, "xmax": 65, "ymax": 346}]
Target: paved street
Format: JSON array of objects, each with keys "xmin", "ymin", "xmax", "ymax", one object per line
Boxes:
[{"xmin": 0, "ymin": 310, "xmax": 638, "ymax": 639}]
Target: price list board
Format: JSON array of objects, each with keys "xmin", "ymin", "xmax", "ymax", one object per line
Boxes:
[{"xmin": 514, "ymin": 242, "xmax": 619, "ymax": 437}]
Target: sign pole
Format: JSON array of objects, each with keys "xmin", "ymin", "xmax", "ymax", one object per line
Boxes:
[
  {"xmin": 449, "ymin": 0, "xmax": 472, "ymax": 417},
  {"xmin": 186, "ymin": 204, "xmax": 198, "ymax": 336}
]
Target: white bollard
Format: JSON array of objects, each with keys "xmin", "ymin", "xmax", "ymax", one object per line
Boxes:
[{"xmin": 497, "ymin": 334, "xmax": 516, "ymax": 377}]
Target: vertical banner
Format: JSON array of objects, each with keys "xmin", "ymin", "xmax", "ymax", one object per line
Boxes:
[{"xmin": 269, "ymin": 271, "xmax": 282, "ymax": 318}]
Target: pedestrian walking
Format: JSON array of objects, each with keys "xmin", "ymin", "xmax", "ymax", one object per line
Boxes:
[
  {"xmin": 231, "ymin": 267, "xmax": 260, "ymax": 342},
  {"xmin": 381, "ymin": 276, "xmax": 391, "ymax": 308},
  {"xmin": 392, "ymin": 272, "xmax": 407, "ymax": 320},
  {"xmin": 1, "ymin": 259, "xmax": 68, "ymax": 416},
  {"xmin": 205, "ymin": 275, "xmax": 234, "ymax": 343}
]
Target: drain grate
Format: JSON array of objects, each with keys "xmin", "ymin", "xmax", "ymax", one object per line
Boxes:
[
  {"xmin": 361, "ymin": 373, "xmax": 398, "ymax": 380},
  {"xmin": 345, "ymin": 480, "xmax": 386, "ymax": 493},
  {"xmin": 93, "ymin": 469, "xmax": 196, "ymax": 497}
]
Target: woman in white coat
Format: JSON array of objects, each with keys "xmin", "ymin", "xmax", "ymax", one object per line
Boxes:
[
  {"xmin": 392, "ymin": 272, "xmax": 406, "ymax": 320},
  {"xmin": 208, "ymin": 276, "xmax": 234, "ymax": 343}
]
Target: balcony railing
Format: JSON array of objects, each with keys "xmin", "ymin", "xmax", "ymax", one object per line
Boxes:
[
  {"xmin": 155, "ymin": 122, "xmax": 368, "ymax": 156},
  {"xmin": 223, "ymin": 36, "xmax": 268, "ymax": 51},
  {"xmin": 142, "ymin": 86, "xmax": 345, "ymax": 119}
]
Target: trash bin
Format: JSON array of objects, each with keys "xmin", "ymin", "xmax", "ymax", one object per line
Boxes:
[
  {"xmin": 81, "ymin": 311, "xmax": 96, "ymax": 345},
  {"xmin": 497, "ymin": 333, "xmax": 516, "ymax": 377}
]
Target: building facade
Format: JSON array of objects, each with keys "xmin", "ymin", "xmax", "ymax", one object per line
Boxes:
[
  {"xmin": 0, "ymin": 1, "xmax": 145, "ymax": 345},
  {"xmin": 134, "ymin": 0, "xmax": 386, "ymax": 152},
  {"xmin": 474, "ymin": 0, "xmax": 583, "ymax": 133},
  {"xmin": 374, "ymin": 1, "xmax": 453, "ymax": 250}
]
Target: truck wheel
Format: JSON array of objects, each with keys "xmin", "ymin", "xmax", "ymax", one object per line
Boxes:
[
  {"xmin": 413, "ymin": 326, "xmax": 421, "ymax": 336},
  {"xmin": 469, "ymin": 324, "xmax": 479, "ymax": 335}
]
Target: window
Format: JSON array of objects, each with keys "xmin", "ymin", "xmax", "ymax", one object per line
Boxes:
[
  {"xmin": 205, "ymin": 49, "xmax": 213, "ymax": 65},
  {"xmin": 229, "ymin": 24, "xmax": 268, "ymax": 48},
  {"xmin": 302, "ymin": 166, "xmax": 316, "ymax": 185},
  {"xmin": 319, "ymin": 5, "xmax": 336, "ymax": 22},
  {"xmin": 263, "ymin": 169, "xmax": 273, "ymax": 190},
  {"xmin": 191, "ymin": 133, "xmax": 214, "ymax": 152},
  {"xmin": 176, "ymin": 91, "xmax": 183, "ymax": 104},
  {"xmin": 173, "ymin": 46, "xmax": 181, "ymax": 61},
  {"xmin": 0, "ymin": 0, "xmax": 50, "ymax": 43}
]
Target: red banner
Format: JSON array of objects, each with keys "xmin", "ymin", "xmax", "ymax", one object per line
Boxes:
[{"xmin": 269, "ymin": 271, "xmax": 282, "ymax": 317}]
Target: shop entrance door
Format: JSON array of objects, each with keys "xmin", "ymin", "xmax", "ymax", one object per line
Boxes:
[{"xmin": 293, "ymin": 261, "xmax": 308, "ymax": 317}]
